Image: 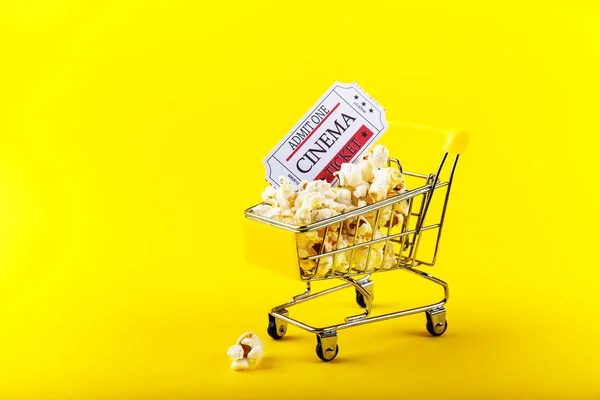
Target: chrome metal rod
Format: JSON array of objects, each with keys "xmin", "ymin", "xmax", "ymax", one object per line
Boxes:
[
  {"xmin": 415, "ymin": 153, "xmax": 448, "ymax": 234},
  {"xmin": 303, "ymin": 224, "xmax": 441, "ymax": 261},
  {"xmin": 291, "ymin": 282, "xmax": 312, "ymax": 302},
  {"xmin": 245, "ymin": 180, "xmax": 449, "ymax": 233},
  {"xmin": 364, "ymin": 209, "xmax": 381, "ymax": 271},
  {"xmin": 403, "ymin": 171, "xmax": 430, "ymax": 179},
  {"xmin": 272, "ymin": 300, "xmax": 447, "ymax": 334},
  {"xmin": 404, "ymin": 267, "xmax": 449, "ymax": 303},
  {"xmin": 270, "ymin": 267, "xmax": 448, "ymax": 334},
  {"xmin": 341, "ymin": 276, "xmax": 371, "ymax": 321},
  {"xmin": 271, "ymin": 281, "xmax": 356, "ymax": 312}
]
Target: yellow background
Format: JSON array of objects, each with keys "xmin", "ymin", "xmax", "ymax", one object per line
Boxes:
[{"xmin": 1, "ymin": 1, "xmax": 599, "ymax": 399}]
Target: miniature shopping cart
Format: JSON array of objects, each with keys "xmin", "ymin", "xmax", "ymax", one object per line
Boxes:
[{"xmin": 244, "ymin": 123, "xmax": 468, "ymax": 361}]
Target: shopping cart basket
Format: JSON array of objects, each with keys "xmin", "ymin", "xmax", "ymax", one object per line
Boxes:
[{"xmin": 244, "ymin": 123, "xmax": 468, "ymax": 361}]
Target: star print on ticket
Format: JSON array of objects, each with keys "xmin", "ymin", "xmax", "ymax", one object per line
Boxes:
[{"xmin": 263, "ymin": 82, "xmax": 389, "ymax": 187}]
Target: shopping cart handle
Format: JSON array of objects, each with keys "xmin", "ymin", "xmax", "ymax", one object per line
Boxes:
[
  {"xmin": 388, "ymin": 121, "xmax": 469, "ymax": 155},
  {"xmin": 443, "ymin": 130, "xmax": 469, "ymax": 154}
]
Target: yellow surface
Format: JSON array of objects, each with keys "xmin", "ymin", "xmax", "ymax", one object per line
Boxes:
[{"xmin": 1, "ymin": 1, "xmax": 599, "ymax": 399}]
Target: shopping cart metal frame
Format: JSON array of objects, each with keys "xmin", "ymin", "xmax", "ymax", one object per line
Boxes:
[{"xmin": 244, "ymin": 124, "xmax": 468, "ymax": 361}]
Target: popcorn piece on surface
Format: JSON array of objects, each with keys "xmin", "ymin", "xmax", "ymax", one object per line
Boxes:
[
  {"xmin": 227, "ymin": 332, "xmax": 264, "ymax": 371},
  {"xmin": 230, "ymin": 358, "xmax": 250, "ymax": 371},
  {"xmin": 239, "ymin": 334, "xmax": 264, "ymax": 367},
  {"xmin": 227, "ymin": 344, "xmax": 244, "ymax": 361}
]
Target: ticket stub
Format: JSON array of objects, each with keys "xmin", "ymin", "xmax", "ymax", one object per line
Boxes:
[{"xmin": 263, "ymin": 82, "xmax": 389, "ymax": 187}]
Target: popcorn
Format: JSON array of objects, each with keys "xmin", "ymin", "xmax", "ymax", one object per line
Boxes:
[
  {"xmin": 343, "ymin": 216, "xmax": 373, "ymax": 238},
  {"xmin": 335, "ymin": 163, "xmax": 362, "ymax": 188},
  {"xmin": 356, "ymin": 158, "xmax": 375, "ymax": 182},
  {"xmin": 276, "ymin": 177, "xmax": 298, "ymax": 210},
  {"xmin": 227, "ymin": 332, "xmax": 264, "ymax": 371},
  {"xmin": 305, "ymin": 179, "xmax": 332, "ymax": 194},
  {"xmin": 261, "ymin": 186, "xmax": 278, "ymax": 207},
  {"xmin": 253, "ymin": 204, "xmax": 296, "ymax": 224},
  {"xmin": 379, "ymin": 205, "xmax": 406, "ymax": 229},
  {"xmin": 295, "ymin": 192, "xmax": 327, "ymax": 225},
  {"xmin": 323, "ymin": 198, "xmax": 348, "ymax": 214},
  {"xmin": 254, "ymin": 145, "xmax": 408, "ymax": 279},
  {"xmin": 333, "ymin": 251, "xmax": 350, "ymax": 275},
  {"xmin": 298, "ymin": 230, "xmax": 324, "ymax": 276},
  {"xmin": 351, "ymin": 241, "xmax": 396, "ymax": 272},
  {"xmin": 313, "ymin": 255, "xmax": 333, "ymax": 278},
  {"xmin": 351, "ymin": 246, "xmax": 381, "ymax": 273},
  {"xmin": 297, "ymin": 230, "xmax": 322, "ymax": 248},
  {"xmin": 253, "ymin": 204, "xmax": 279, "ymax": 218},
  {"xmin": 366, "ymin": 248, "xmax": 384, "ymax": 272},
  {"xmin": 368, "ymin": 168, "xmax": 405, "ymax": 202},
  {"xmin": 368, "ymin": 145, "xmax": 390, "ymax": 169},
  {"xmin": 383, "ymin": 242, "xmax": 397, "ymax": 270},
  {"xmin": 335, "ymin": 188, "xmax": 353, "ymax": 207},
  {"xmin": 311, "ymin": 208, "xmax": 339, "ymax": 222},
  {"xmin": 353, "ymin": 182, "xmax": 369, "ymax": 199},
  {"xmin": 279, "ymin": 209, "xmax": 296, "ymax": 224},
  {"xmin": 334, "ymin": 163, "xmax": 370, "ymax": 199},
  {"xmin": 230, "ymin": 358, "xmax": 250, "ymax": 371},
  {"xmin": 332, "ymin": 235, "xmax": 351, "ymax": 275}
]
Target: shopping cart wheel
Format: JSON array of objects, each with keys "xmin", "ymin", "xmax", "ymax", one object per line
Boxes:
[
  {"xmin": 425, "ymin": 309, "xmax": 448, "ymax": 336},
  {"xmin": 267, "ymin": 313, "xmax": 287, "ymax": 340},
  {"xmin": 355, "ymin": 280, "xmax": 374, "ymax": 308},
  {"xmin": 316, "ymin": 343, "xmax": 339, "ymax": 362},
  {"xmin": 316, "ymin": 333, "xmax": 338, "ymax": 362},
  {"xmin": 355, "ymin": 290, "xmax": 367, "ymax": 308}
]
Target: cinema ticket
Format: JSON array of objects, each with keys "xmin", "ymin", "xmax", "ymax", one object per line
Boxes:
[{"xmin": 263, "ymin": 82, "xmax": 389, "ymax": 187}]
